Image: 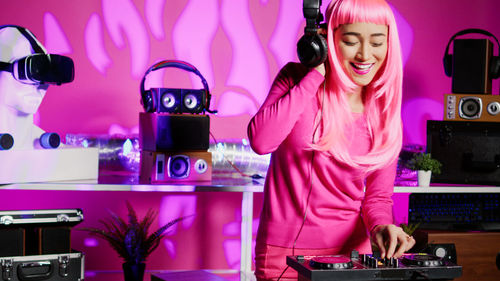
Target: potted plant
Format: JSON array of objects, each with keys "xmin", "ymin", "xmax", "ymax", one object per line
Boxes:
[
  {"xmin": 81, "ymin": 201, "xmax": 187, "ymax": 281},
  {"xmin": 406, "ymin": 153, "xmax": 442, "ymax": 186}
]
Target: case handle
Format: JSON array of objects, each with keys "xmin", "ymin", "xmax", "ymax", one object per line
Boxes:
[{"xmin": 17, "ymin": 261, "xmax": 53, "ymax": 281}]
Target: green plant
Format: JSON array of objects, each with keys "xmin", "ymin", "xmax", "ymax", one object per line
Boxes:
[
  {"xmin": 400, "ymin": 222, "xmax": 420, "ymax": 236},
  {"xmin": 406, "ymin": 153, "xmax": 442, "ymax": 174},
  {"xmin": 81, "ymin": 201, "xmax": 188, "ymax": 264}
]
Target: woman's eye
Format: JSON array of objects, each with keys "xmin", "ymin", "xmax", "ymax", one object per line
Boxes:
[
  {"xmin": 343, "ymin": 41, "xmax": 357, "ymax": 46},
  {"xmin": 371, "ymin": 42, "xmax": 384, "ymax": 47}
]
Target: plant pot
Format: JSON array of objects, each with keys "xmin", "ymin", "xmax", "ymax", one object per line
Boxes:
[
  {"xmin": 417, "ymin": 170, "xmax": 432, "ymax": 187},
  {"xmin": 122, "ymin": 262, "xmax": 146, "ymax": 281}
]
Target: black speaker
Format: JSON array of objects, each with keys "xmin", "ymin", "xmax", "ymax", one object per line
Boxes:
[
  {"xmin": 40, "ymin": 227, "xmax": 71, "ymax": 254},
  {"xmin": 443, "ymin": 29, "xmax": 500, "ymax": 94},
  {"xmin": 424, "ymin": 243, "xmax": 457, "ymax": 264},
  {"xmin": 0, "ymin": 228, "xmax": 25, "ymax": 257},
  {"xmin": 452, "ymin": 39, "xmax": 493, "ymax": 94},
  {"xmin": 0, "ymin": 133, "xmax": 14, "ymax": 150},
  {"xmin": 297, "ymin": 0, "xmax": 327, "ymax": 67},
  {"xmin": 427, "ymin": 120, "xmax": 500, "ymax": 185},
  {"xmin": 139, "ymin": 113, "xmax": 210, "ymax": 152}
]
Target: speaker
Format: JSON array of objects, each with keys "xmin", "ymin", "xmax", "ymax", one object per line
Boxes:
[
  {"xmin": 424, "ymin": 243, "xmax": 457, "ymax": 264},
  {"xmin": 427, "ymin": 120, "xmax": 500, "ymax": 185},
  {"xmin": 39, "ymin": 227, "xmax": 71, "ymax": 254},
  {"xmin": 140, "ymin": 60, "xmax": 214, "ymax": 114},
  {"xmin": 444, "ymin": 94, "xmax": 500, "ymax": 122},
  {"xmin": 297, "ymin": 0, "xmax": 327, "ymax": 68},
  {"xmin": 0, "ymin": 133, "xmax": 14, "ymax": 150},
  {"xmin": 139, "ymin": 150, "xmax": 212, "ymax": 183},
  {"xmin": 443, "ymin": 29, "xmax": 500, "ymax": 94},
  {"xmin": 0, "ymin": 228, "xmax": 25, "ymax": 257},
  {"xmin": 139, "ymin": 112, "xmax": 209, "ymax": 151}
]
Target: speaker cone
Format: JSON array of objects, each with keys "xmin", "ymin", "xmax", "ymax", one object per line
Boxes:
[
  {"xmin": 459, "ymin": 97, "xmax": 482, "ymax": 119},
  {"xmin": 487, "ymin": 101, "xmax": 500, "ymax": 115},
  {"xmin": 183, "ymin": 93, "xmax": 199, "ymax": 111},
  {"xmin": 161, "ymin": 93, "xmax": 177, "ymax": 110},
  {"xmin": 168, "ymin": 155, "xmax": 190, "ymax": 179}
]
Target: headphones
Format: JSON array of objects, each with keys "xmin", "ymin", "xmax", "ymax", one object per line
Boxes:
[
  {"xmin": 0, "ymin": 25, "xmax": 74, "ymax": 85},
  {"xmin": 140, "ymin": 60, "xmax": 214, "ymax": 114},
  {"xmin": 297, "ymin": 0, "xmax": 328, "ymax": 68},
  {"xmin": 443, "ymin": 28, "xmax": 500, "ymax": 79}
]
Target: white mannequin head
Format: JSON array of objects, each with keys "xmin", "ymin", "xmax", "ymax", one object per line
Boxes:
[{"xmin": 0, "ymin": 26, "xmax": 49, "ymax": 116}]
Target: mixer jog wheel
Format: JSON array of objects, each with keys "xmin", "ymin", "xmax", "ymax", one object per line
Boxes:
[
  {"xmin": 310, "ymin": 256, "xmax": 353, "ymax": 270},
  {"xmin": 402, "ymin": 253, "xmax": 445, "ymax": 267}
]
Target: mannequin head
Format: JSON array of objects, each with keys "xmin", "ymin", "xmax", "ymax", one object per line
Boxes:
[{"xmin": 0, "ymin": 26, "xmax": 49, "ymax": 115}]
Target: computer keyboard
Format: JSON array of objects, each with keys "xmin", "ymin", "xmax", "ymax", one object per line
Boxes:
[{"xmin": 408, "ymin": 193, "xmax": 500, "ymax": 231}]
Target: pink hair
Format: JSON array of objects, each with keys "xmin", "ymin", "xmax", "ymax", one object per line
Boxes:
[{"xmin": 311, "ymin": 0, "xmax": 403, "ymax": 172}]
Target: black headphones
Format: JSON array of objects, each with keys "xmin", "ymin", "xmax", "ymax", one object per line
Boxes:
[
  {"xmin": 140, "ymin": 60, "xmax": 214, "ymax": 114},
  {"xmin": 297, "ymin": 0, "xmax": 328, "ymax": 68},
  {"xmin": 443, "ymin": 28, "xmax": 500, "ymax": 79}
]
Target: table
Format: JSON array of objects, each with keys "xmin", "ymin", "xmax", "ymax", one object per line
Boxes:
[{"xmin": 3, "ymin": 176, "xmax": 500, "ymax": 281}]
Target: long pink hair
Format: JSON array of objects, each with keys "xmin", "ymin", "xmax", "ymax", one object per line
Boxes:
[{"xmin": 311, "ymin": 0, "xmax": 403, "ymax": 172}]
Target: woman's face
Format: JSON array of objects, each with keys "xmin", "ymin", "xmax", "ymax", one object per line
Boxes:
[{"xmin": 334, "ymin": 22, "xmax": 388, "ymax": 86}]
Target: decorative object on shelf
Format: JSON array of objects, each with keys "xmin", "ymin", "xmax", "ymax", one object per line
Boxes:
[
  {"xmin": 405, "ymin": 153, "xmax": 442, "ymax": 187},
  {"xmin": 81, "ymin": 201, "xmax": 188, "ymax": 281}
]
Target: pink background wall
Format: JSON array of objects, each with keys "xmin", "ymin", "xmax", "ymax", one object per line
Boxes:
[{"xmin": 1, "ymin": 0, "xmax": 499, "ymax": 277}]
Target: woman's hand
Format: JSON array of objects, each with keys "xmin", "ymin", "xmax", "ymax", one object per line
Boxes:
[
  {"xmin": 370, "ymin": 224, "xmax": 416, "ymax": 259},
  {"xmin": 314, "ymin": 63, "xmax": 326, "ymax": 76}
]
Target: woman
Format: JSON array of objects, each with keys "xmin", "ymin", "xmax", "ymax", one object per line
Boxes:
[{"xmin": 247, "ymin": 0, "xmax": 415, "ymax": 280}]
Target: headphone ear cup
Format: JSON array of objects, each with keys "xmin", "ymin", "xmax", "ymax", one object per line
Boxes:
[
  {"xmin": 490, "ymin": 56, "xmax": 500, "ymax": 79},
  {"xmin": 141, "ymin": 90, "xmax": 155, "ymax": 112},
  {"xmin": 443, "ymin": 54, "xmax": 453, "ymax": 77},
  {"xmin": 297, "ymin": 33, "xmax": 328, "ymax": 68}
]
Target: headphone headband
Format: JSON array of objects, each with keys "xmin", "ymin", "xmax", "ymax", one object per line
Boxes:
[
  {"xmin": 303, "ymin": 0, "xmax": 322, "ymax": 34},
  {"xmin": 140, "ymin": 60, "xmax": 210, "ymax": 96},
  {"xmin": 444, "ymin": 28, "xmax": 500, "ymax": 57}
]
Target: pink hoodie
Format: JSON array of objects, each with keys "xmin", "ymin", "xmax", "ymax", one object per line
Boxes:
[{"xmin": 248, "ymin": 62, "xmax": 396, "ymax": 253}]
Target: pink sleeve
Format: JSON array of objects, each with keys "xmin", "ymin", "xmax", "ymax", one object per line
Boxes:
[
  {"xmin": 247, "ymin": 63, "xmax": 324, "ymax": 155},
  {"xmin": 362, "ymin": 159, "xmax": 398, "ymax": 232}
]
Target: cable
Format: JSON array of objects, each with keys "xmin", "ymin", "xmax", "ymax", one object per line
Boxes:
[
  {"xmin": 208, "ymin": 132, "xmax": 262, "ymax": 179},
  {"xmin": 276, "ymin": 81, "xmax": 326, "ymax": 280}
]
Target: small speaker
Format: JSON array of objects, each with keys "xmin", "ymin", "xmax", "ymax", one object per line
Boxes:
[
  {"xmin": 154, "ymin": 88, "xmax": 181, "ymax": 113},
  {"xmin": 39, "ymin": 227, "xmax": 71, "ymax": 254},
  {"xmin": 139, "ymin": 113, "xmax": 210, "ymax": 151},
  {"xmin": 452, "ymin": 39, "xmax": 493, "ymax": 94},
  {"xmin": 444, "ymin": 94, "xmax": 500, "ymax": 122},
  {"xmin": 0, "ymin": 228, "xmax": 25, "ymax": 257},
  {"xmin": 0, "ymin": 133, "xmax": 14, "ymax": 150},
  {"xmin": 139, "ymin": 151, "xmax": 212, "ymax": 183},
  {"xmin": 424, "ymin": 243, "xmax": 457, "ymax": 264}
]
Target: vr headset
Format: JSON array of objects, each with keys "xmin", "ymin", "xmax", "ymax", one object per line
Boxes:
[{"xmin": 0, "ymin": 25, "xmax": 74, "ymax": 85}]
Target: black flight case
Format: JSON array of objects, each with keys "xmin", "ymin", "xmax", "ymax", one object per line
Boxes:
[{"xmin": 0, "ymin": 209, "xmax": 84, "ymax": 281}]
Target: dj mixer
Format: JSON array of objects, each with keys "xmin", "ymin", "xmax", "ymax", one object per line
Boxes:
[{"xmin": 286, "ymin": 251, "xmax": 462, "ymax": 280}]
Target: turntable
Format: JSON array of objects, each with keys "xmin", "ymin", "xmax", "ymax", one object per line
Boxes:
[{"xmin": 286, "ymin": 251, "xmax": 462, "ymax": 280}]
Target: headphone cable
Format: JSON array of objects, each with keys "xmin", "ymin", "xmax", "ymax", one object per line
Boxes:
[{"xmin": 276, "ymin": 81, "xmax": 326, "ymax": 280}]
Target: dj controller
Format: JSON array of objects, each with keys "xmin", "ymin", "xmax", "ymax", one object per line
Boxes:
[{"xmin": 286, "ymin": 251, "xmax": 462, "ymax": 281}]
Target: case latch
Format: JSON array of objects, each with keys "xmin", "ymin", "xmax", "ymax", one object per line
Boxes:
[
  {"xmin": 1, "ymin": 259, "xmax": 13, "ymax": 281},
  {"xmin": 58, "ymin": 255, "xmax": 69, "ymax": 277},
  {"xmin": 0, "ymin": 216, "xmax": 13, "ymax": 225},
  {"xmin": 57, "ymin": 214, "xmax": 70, "ymax": 223}
]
